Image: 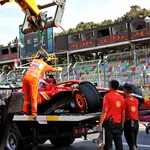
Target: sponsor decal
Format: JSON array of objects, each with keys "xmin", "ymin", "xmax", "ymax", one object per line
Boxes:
[
  {"xmin": 131, "ymin": 106, "xmax": 136, "ymax": 112},
  {"xmin": 54, "ymin": 109, "xmax": 64, "ymax": 113},
  {"xmin": 116, "ymin": 101, "xmax": 121, "ymax": 108}
]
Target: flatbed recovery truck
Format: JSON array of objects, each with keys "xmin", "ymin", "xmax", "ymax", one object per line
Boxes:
[
  {"xmin": 0, "ymin": 85, "xmax": 100, "ymax": 150},
  {"xmin": 6, "ymin": 113, "xmax": 100, "ymax": 150}
]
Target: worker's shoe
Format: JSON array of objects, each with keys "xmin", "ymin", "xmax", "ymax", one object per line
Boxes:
[{"xmin": 18, "ymin": 111, "xmax": 28, "ymax": 115}]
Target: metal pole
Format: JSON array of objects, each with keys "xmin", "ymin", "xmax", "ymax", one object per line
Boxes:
[
  {"xmin": 104, "ymin": 63, "xmax": 106, "ymax": 88},
  {"xmin": 67, "ymin": 51, "xmax": 70, "ymax": 64},
  {"xmin": 67, "ymin": 63, "xmax": 71, "ymax": 81},
  {"xmin": 73, "ymin": 63, "xmax": 77, "ymax": 80},
  {"xmin": 103, "ymin": 57, "xmax": 107, "ymax": 88},
  {"xmin": 17, "ymin": 44, "xmax": 21, "ymax": 66},
  {"xmin": 97, "ymin": 59, "xmax": 102, "ymax": 87},
  {"xmin": 143, "ymin": 65, "xmax": 146, "ymax": 85},
  {"xmin": 133, "ymin": 50, "xmax": 136, "ymax": 67},
  {"xmin": 60, "ymin": 26, "xmax": 66, "ymax": 33},
  {"xmin": 19, "ymin": 46, "xmax": 22, "ymax": 66}
]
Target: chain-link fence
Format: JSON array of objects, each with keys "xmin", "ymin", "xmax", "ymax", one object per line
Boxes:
[
  {"xmin": 0, "ymin": 49, "xmax": 149, "ymax": 90},
  {"xmin": 72, "ymin": 59, "xmax": 101, "ymax": 87},
  {"xmin": 51, "ymin": 63, "xmax": 72, "ymax": 82}
]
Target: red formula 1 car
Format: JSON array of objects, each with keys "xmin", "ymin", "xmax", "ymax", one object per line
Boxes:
[
  {"xmin": 37, "ymin": 80, "xmax": 150, "ymax": 123},
  {"xmin": 37, "ymin": 80, "xmax": 101, "ymax": 115}
]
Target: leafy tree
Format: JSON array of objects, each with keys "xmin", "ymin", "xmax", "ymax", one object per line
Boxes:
[
  {"xmin": 0, "ymin": 44, "xmax": 4, "ymax": 48},
  {"xmin": 59, "ymin": 5, "xmax": 150, "ymax": 35},
  {"xmin": 8, "ymin": 36, "xmax": 19, "ymax": 46}
]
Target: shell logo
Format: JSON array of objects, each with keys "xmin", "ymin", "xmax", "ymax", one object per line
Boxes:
[
  {"xmin": 131, "ymin": 106, "xmax": 136, "ymax": 112},
  {"xmin": 116, "ymin": 101, "xmax": 121, "ymax": 108}
]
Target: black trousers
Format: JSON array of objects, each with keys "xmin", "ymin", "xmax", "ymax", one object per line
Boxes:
[
  {"xmin": 103, "ymin": 121, "xmax": 123, "ymax": 150},
  {"xmin": 124, "ymin": 120, "xmax": 139, "ymax": 150}
]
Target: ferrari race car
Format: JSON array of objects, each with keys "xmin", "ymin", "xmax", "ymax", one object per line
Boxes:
[
  {"xmin": 37, "ymin": 80, "xmax": 101, "ymax": 115},
  {"xmin": 1, "ymin": 79, "xmax": 150, "ymax": 123},
  {"xmin": 32, "ymin": 79, "xmax": 150, "ymax": 123}
]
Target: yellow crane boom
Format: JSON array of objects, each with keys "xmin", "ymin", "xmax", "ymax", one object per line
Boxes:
[{"xmin": 0, "ymin": 0, "xmax": 66, "ymax": 34}]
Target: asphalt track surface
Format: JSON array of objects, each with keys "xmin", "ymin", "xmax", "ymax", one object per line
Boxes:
[{"xmin": 37, "ymin": 124, "xmax": 150, "ymax": 150}]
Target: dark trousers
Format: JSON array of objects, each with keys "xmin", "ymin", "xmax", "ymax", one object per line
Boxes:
[
  {"xmin": 103, "ymin": 121, "xmax": 123, "ymax": 150},
  {"xmin": 124, "ymin": 120, "xmax": 139, "ymax": 150}
]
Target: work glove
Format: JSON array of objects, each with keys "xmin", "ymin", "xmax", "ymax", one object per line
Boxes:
[
  {"xmin": 143, "ymin": 94, "xmax": 150, "ymax": 102},
  {"xmin": 96, "ymin": 125, "xmax": 103, "ymax": 133},
  {"xmin": 56, "ymin": 67, "xmax": 63, "ymax": 72}
]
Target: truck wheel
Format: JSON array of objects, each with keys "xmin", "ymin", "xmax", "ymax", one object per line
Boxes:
[
  {"xmin": 5, "ymin": 128, "xmax": 21, "ymax": 150},
  {"xmin": 50, "ymin": 136, "xmax": 75, "ymax": 148},
  {"xmin": 73, "ymin": 81, "xmax": 101, "ymax": 114}
]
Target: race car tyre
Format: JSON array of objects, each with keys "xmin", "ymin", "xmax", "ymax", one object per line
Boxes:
[
  {"xmin": 73, "ymin": 81, "xmax": 101, "ymax": 114},
  {"xmin": 5, "ymin": 128, "xmax": 21, "ymax": 150},
  {"xmin": 49, "ymin": 136, "xmax": 75, "ymax": 147}
]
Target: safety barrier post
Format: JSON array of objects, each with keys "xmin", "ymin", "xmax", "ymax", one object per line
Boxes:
[
  {"xmin": 97, "ymin": 59, "xmax": 102, "ymax": 87},
  {"xmin": 67, "ymin": 63, "xmax": 71, "ymax": 81},
  {"xmin": 73, "ymin": 63, "xmax": 77, "ymax": 80}
]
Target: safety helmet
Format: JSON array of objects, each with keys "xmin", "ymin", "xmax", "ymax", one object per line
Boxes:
[{"xmin": 38, "ymin": 52, "xmax": 48, "ymax": 61}]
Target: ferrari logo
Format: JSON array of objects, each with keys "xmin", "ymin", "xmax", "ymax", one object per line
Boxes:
[
  {"xmin": 131, "ymin": 106, "xmax": 136, "ymax": 112},
  {"xmin": 116, "ymin": 101, "xmax": 121, "ymax": 108}
]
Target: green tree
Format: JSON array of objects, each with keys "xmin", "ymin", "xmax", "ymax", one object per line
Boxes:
[
  {"xmin": 121, "ymin": 5, "xmax": 150, "ymax": 21},
  {"xmin": 0, "ymin": 44, "xmax": 4, "ymax": 48},
  {"xmin": 59, "ymin": 5, "xmax": 150, "ymax": 35},
  {"xmin": 8, "ymin": 36, "xmax": 19, "ymax": 46}
]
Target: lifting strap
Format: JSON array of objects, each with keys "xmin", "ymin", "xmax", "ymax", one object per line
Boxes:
[
  {"xmin": 31, "ymin": 29, "xmax": 58, "ymax": 62},
  {"xmin": 37, "ymin": 29, "xmax": 45, "ymax": 50}
]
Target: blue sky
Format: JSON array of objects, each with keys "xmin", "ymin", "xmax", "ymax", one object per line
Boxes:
[{"xmin": 0, "ymin": 0, "xmax": 150, "ymax": 45}]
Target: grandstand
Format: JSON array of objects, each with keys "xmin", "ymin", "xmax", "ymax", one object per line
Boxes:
[{"xmin": 52, "ymin": 49, "xmax": 150, "ymax": 87}]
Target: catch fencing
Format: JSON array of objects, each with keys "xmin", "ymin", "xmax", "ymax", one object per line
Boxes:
[{"xmin": 0, "ymin": 49, "xmax": 149, "ymax": 96}]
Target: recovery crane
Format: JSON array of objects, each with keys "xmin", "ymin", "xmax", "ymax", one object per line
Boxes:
[{"xmin": 0, "ymin": 0, "xmax": 66, "ymax": 34}]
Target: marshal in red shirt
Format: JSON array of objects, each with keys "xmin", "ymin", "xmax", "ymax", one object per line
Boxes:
[
  {"xmin": 103, "ymin": 90, "xmax": 125, "ymax": 123},
  {"xmin": 125, "ymin": 96, "xmax": 138, "ymax": 121}
]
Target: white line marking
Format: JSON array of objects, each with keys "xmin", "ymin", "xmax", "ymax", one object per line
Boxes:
[
  {"xmin": 123, "ymin": 143, "xmax": 150, "ymax": 148},
  {"xmin": 75, "ymin": 139, "xmax": 150, "ymax": 148},
  {"xmin": 75, "ymin": 138, "xmax": 84, "ymax": 141}
]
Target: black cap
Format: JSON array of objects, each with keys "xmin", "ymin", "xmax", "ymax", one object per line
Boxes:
[
  {"xmin": 123, "ymin": 83, "xmax": 133, "ymax": 93},
  {"xmin": 38, "ymin": 52, "xmax": 48, "ymax": 61}
]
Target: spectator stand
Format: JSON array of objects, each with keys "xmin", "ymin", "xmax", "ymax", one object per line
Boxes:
[{"xmin": 72, "ymin": 59, "xmax": 102, "ymax": 87}]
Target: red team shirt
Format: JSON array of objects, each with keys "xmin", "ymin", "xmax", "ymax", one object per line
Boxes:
[
  {"xmin": 125, "ymin": 96, "xmax": 138, "ymax": 121},
  {"xmin": 103, "ymin": 90, "xmax": 125, "ymax": 123}
]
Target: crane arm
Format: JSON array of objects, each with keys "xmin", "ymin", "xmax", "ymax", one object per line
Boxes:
[{"xmin": 0, "ymin": 0, "xmax": 66, "ymax": 34}]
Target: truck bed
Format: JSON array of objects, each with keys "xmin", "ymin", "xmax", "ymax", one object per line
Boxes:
[{"xmin": 13, "ymin": 112, "xmax": 101, "ymax": 122}]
